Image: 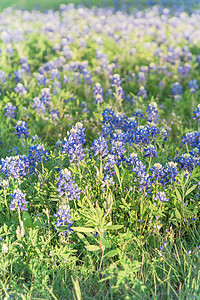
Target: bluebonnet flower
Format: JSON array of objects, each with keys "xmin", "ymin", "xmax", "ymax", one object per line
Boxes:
[
  {"xmin": 61, "ymin": 122, "xmax": 86, "ymax": 162},
  {"xmin": 171, "ymin": 82, "xmax": 182, "ymax": 100},
  {"xmin": 93, "ymin": 83, "xmax": 104, "ymax": 104},
  {"xmin": 0, "ymin": 155, "xmax": 29, "ymax": 179},
  {"xmin": 28, "ymin": 144, "xmax": 49, "ymax": 171},
  {"xmin": 137, "ymin": 72, "xmax": 146, "ymax": 84},
  {"xmin": 193, "ymin": 104, "xmax": 200, "ymax": 123},
  {"xmin": 32, "ymin": 97, "xmax": 46, "ymax": 114},
  {"xmin": 150, "ymin": 163, "xmax": 164, "ymax": 182},
  {"xmin": 144, "ymin": 144, "xmax": 157, "ymax": 158},
  {"xmin": 182, "ymin": 131, "xmax": 200, "ymax": 148},
  {"xmin": 111, "ymin": 74, "xmax": 124, "ymax": 100},
  {"xmin": 163, "ymin": 162, "xmax": 179, "ymax": 184},
  {"xmin": 14, "ymin": 83, "xmax": 27, "ymax": 96},
  {"xmin": 178, "ymin": 63, "xmax": 191, "ymax": 78},
  {"xmin": 137, "ymin": 86, "xmax": 148, "ymax": 98},
  {"xmin": 54, "ymin": 204, "xmax": 73, "ymax": 236},
  {"xmin": 40, "ymin": 88, "xmax": 51, "ymax": 108},
  {"xmin": 133, "ymin": 109, "xmax": 145, "ymax": 120},
  {"xmin": 4, "ymin": 103, "xmax": 16, "ymax": 118},
  {"xmin": 154, "ymin": 192, "xmax": 169, "ymax": 202},
  {"xmin": 14, "ymin": 69, "xmax": 24, "ymax": 83},
  {"xmin": 160, "ymin": 128, "xmax": 169, "ymax": 141},
  {"xmin": 111, "ymin": 140, "xmax": 125, "ymax": 158},
  {"xmin": 34, "ymin": 73, "xmax": 47, "ymax": 86},
  {"xmin": 102, "ymin": 108, "xmax": 127, "ymax": 134},
  {"xmin": 175, "ymin": 153, "xmax": 199, "ymax": 172},
  {"xmin": 103, "ymin": 154, "xmax": 117, "ymax": 175},
  {"xmin": 51, "ymin": 68, "xmax": 60, "ymax": 80},
  {"xmin": 111, "ymin": 74, "xmax": 122, "ymax": 87},
  {"xmin": 10, "ymin": 189, "xmax": 28, "ymax": 211},
  {"xmin": 188, "ymin": 79, "xmax": 199, "ymax": 93},
  {"xmin": 50, "ymin": 109, "xmax": 60, "ymax": 123},
  {"xmin": 14, "ymin": 121, "xmax": 29, "ymax": 139},
  {"xmin": 135, "ymin": 125, "xmax": 150, "ymax": 145},
  {"xmin": 146, "ymin": 102, "xmax": 159, "ymax": 123},
  {"xmin": 90, "ymin": 135, "xmax": 108, "ymax": 157},
  {"xmin": 101, "ymin": 175, "xmax": 115, "ymax": 192},
  {"xmin": 56, "ymin": 168, "xmax": 81, "ymax": 200},
  {"xmin": 20, "ymin": 57, "xmax": 30, "ymax": 73},
  {"xmin": 0, "ymin": 180, "xmax": 9, "ymax": 189},
  {"xmin": 0, "ymin": 70, "xmax": 6, "ymax": 83}
]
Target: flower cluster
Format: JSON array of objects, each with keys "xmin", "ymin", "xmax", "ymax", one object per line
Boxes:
[
  {"xmin": 56, "ymin": 169, "xmax": 81, "ymax": 200},
  {"xmin": 54, "ymin": 204, "xmax": 73, "ymax": 236},
  {"xmin": 14, "ymin": 121, "xmax": 29, "ymax": 139},
  {"xmin": 193, "ymin": 104, "xmax": 200, "ymax": 123},
  {"xmin": 4, "ymin": 103, "xmax": 16, "ymax": 118},
  {"xmin": 61, "ymin": 122, "xmax": 86, "ymax": 162},
  {"xmin": 93, "ymin": 83, "xmax": 104, "ymax": 104},
  {"xmin": 10, "ymin": 188, "xmax": 28, "ymax": 211}
]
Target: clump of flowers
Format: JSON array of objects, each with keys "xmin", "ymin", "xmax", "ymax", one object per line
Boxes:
[
  {"xmin": 61, "ymin": 122, "xmax": 86, "ymax": 162},
  {"xmin": 14, "ymin": 83, "xmax": 27, "ymax": 96},
  {"xmin": 14, "ymin": 121, "xmax": 29, "ymax": 139},
  {"xmin": 188, "ymin": 79, "xmax": 198, "ymax": 93},
  {"xmin": 10, "ymin": 189, "xmax": 28, "ymax": 211},
  {"xmin": 154, "ymin": 192, "xmax": 169, "ymax": 202},
  {"xmin": 93, "ymin": 82, "xmax": 104, "ymax": 104},
  {"xmin": 171, "ymin": 82, "xmax": 182, "ymax": 100},
  {"xmin": 193, "ymin": 104, "xmax": 200, "ymax": 123},
  {"xmin": 56, "ymin": 168, "xmax": 81, "ymax": 200},
  {"xmin": 54, "ymin": 204, "xmax": 73, "ymax": 236},
  {"xmin": 137, "ymin": 86, "xmax": 148, "ymax": 98},
  {"xmin": 4, "ymin": 103, "xmax": 16, "ymax": 118}
]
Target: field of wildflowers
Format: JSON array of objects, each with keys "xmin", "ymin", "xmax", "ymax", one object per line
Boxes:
[{"xmin": 0, "ymin": 1, "xmax": 200, "ymax": 299}]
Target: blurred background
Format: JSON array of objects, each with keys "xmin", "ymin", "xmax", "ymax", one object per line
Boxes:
[{"xmin": 0, "ymin": 0, "xmax": 200, "ymax": 11}]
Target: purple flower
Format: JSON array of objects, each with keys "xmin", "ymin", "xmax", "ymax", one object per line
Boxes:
[
  {"xmin": 154, "ymin": 192, "xmax": 169, "ymax": 202},
  {"xmin": 54, "ymin": 204, "xmax": 73, "ymax": 236},
  {"xmin": 14, "ymin": 121, "xmax": 29, "ymax": 139},
  {"xmin": 56, "ymin": 169, "xmax": 81, "ymax": 200},
  {"xmin": 4, "ymin": 103, "xmax": 16, "ymax": 118},
  {"xmin": 10, "ymin": 188, "xmax": 28, "ymax": 211},
  {"xmin": 14, "ymin": 83, "xmax": 27, "ymax": 96},
  {"xmin": 93, "ymin": 83, "xmax": 104, "ymax": 104}
]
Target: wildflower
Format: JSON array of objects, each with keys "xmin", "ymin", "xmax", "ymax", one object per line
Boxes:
[
  {"xmin": 137, "ymin": 86, "xmax": 148, "ymax": 98},
  {"xmin": 171, "ymin": 82, "xmax": 182, "ymax": 100},
  {"xmin": 193, "ymin": 104, "xmax": 200, "ymax": 123},
  {"xmin": 188, "ymin": 79, "xmax": 198, "ymax": 93},
  {"xmin": 93, "ymin": 83, "xmax": 104, "ymax": 104},
  {"xmin": 154, "ymin": 192, "xmax": 169, "ymax": 202},
  {"xmin": 14, "ymin": 83, "xmax": 27, "ymax": 96},
  {"xmin": 54, "ymin": 204, "xmax": 73, "ymax": 236},
  {"xmin": 61, "ymin": 122, "xmax": 86, "ymax": 162},
  {"xmin": 4, "ymin": 103, "xmax": 16, "ymax": 118},
  {"xmin": 146, "ymin": 102, "xmax": 159, "ymax": 123},
  {"xmin": 56, "ymin": 169, "xmax": 81, "ymax": 200},
  {"xmin": 144, "ymin": 144, "xmax": 157, "ymax": 158},
  {"xmin": 90, "ymin": 135, "xmax": 108, "ymax": 157},
  {"xmin": 14, "ymin": 121, "xmax": 29, "ymax": 139},
  {"xmin": 10, "ymin": 188, "xmax": 28, "ymax": 211}
]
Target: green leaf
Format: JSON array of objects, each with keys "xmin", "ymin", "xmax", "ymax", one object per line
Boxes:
[
  {"xmin": 85, "ymin": 245, "xmax": 100, "ymax": 251},
  {"xmin": 106, "ymin": 225, "xmax": 123, "ymax": 230},
  {"xmin": 22, "ymin": 211, "xmax": 33, "ymax": 229},
  {"xmin": 105, "ymin": 249, "xmax": 118, "ymax": 258},
  {"xmin": 72, "ymin": 227, "xmax": 95, "ymax": 233},
  {"xmin": 100, "ymin": 238, "xmax": 110, "ymax": 248},
  {"xmin": 185, "ymin": 184, "xmax": 197, "ymax": 196},
  {"xmin": 175, "ymin": 209, "xmax": 181, "ymax": 220},
  {"xmin": 114, "ymin": 164, "xmax": 121, "ymax": 186},
  {"xmin": 175, "ymin": 188, "xmax": 182, "ymax": 201}
]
